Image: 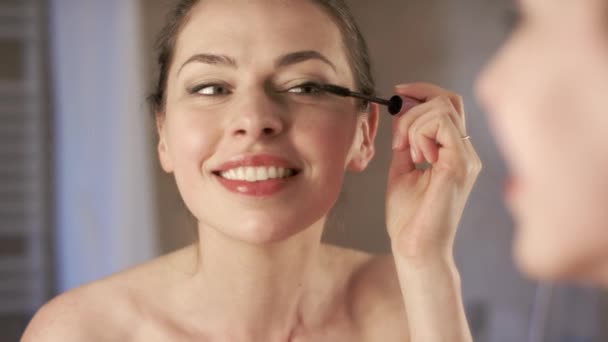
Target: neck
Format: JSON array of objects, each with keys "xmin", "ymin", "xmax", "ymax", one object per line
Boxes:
[{"xmin": 184, "ymin": 219, "xmax": 330, "ymax": 340}]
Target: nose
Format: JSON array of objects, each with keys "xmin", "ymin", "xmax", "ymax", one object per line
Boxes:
[
  {"xmin": 475, "ymin": 60, "xmax": 500, "ymax": 114},
  {"xmin": 228, "ymin": 89, "xmax": 285, "ymax": 140},
  {"xmin": 475, "ymin": 39, "xmax": 514, "ymax": 114}
]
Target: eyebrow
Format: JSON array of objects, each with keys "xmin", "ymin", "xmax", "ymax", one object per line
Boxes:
[
  {"xmin": 177, "ymin": 53, "xmax": 238, "ymax": 75},
  {"xmin": 177, "ymin": 50, "xmax": 336, "ymax": 76},
  {"xmin": 275, "ymin": 50, "xmax": 337, "ymax": 72}
]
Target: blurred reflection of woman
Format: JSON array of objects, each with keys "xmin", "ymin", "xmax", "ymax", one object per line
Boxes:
[{"xmin": 477, "ymin": 0, "xmax": 608, "ymax": 285}]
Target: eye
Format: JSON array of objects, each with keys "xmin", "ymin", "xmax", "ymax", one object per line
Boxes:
[
  {"xmin": 190, "ymin": 83, "xmax": 231, "ymax": 96},
  {"xmin": 286, "ymin": 82, "xmax": 323, "ymax": 96}
]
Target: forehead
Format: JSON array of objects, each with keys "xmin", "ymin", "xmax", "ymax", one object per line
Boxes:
[{"xmin": 173, "ymin": 0, "xmax": 348, "ymax": 68}]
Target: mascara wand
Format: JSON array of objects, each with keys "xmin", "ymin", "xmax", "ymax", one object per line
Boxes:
[{"xmin": 317, "ymin": 84, "xmax": 416, "ymax": 115}]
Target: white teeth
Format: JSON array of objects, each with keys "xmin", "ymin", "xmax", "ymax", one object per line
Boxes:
[
  {"xmin": 268, "ymin": 166, "xmax": 277, "ymax": 179},
  {"xmin": 219, "ymin": 166, "xmax": 295, "ymax": 182},
  {"xmin": 245, "ymin": 167, "xmax": 256, "ymax": 182},
  {"xmin": 236, "ymin": 167, "xmax": 245, "ymax": 180},
  {"xmin": 256, "ymin": 167, "xmax": 269, "ymax": 181}
]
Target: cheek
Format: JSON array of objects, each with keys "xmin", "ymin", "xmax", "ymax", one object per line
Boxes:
[
  {"xmin": 499, "ymin": 32, "xmax": 608, "ymax": 279},
  {"xmin": 505, "ymin": 46, "xmax": 607, "ymax": 204},
  {"xmin": 481, "ymin": 24, "xmax": 587, "ymax": 176},
  {"xmin": 292, "ymin": 111, "xmax": 357, "ymax": 167},
  {"xmin": 165, "ymin": 113, "xmax": 220, "ymax": 178}
]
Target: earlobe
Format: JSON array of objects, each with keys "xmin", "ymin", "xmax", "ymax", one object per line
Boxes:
[
  {"xmin": 156, "ymin": 113, "xmax": 174, "ymax": 173},
  {"xmin": 347, "ymin": 104, "xmax": 379, "ymax": 172},
  {"xmin": 158, "ymin": 138, "xmax": 174, "ymax": 173}
]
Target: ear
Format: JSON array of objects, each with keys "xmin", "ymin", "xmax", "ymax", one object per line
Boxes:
[
  {"xmin": 156, "ymin": 113, "xmax": 174, "ymax": 173},
  {"xmin": 346, "ymin": 103, "xmax": 379, "ymax": 172}
]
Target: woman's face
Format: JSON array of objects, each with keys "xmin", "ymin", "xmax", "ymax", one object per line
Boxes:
[
  {"xmin": 157, "ymin": 0, "xmax": 377, "ymax": 244},
  {"xmin": 476, "ymin": 0, "xmax": 608, "ymax": 282}
]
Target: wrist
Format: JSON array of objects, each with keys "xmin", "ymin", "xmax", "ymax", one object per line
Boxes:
[
  {"xmin": 391, "ymin": 238, "xmax": 453, "ymax": 265},
  {"xmin": 392, "ymin": 247, "xmax": 461, "ymax": 283}
]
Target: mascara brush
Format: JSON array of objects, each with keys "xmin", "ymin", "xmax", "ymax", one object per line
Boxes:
[{"xmin": 315, "ymin": 83, "xmax": 419, "ymax": 115}]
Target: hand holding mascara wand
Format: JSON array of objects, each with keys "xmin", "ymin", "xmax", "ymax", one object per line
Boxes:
[{"xmin": 303, "ymin": 83, "xmax": 422, "ymax": 115}]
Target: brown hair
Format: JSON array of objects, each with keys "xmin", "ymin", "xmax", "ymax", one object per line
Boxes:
[{"xmin": 148, "ymin": 0, "xmax": 375, "ymax": 114}]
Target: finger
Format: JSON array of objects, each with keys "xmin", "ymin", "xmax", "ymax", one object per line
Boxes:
[
  {"xmin": 425, "ymin": 96, "xmax": 466, "ymax": 137},
  {"xmin": 396, "ymin": 97, "xmax": 466, "ymax": 157},
  {"xmin": 451, "ymin": 94, "xmax": 466, "ymax": 130},
  {"xmin": 409, "ymin": 112, "xmax": 444, "ymax": 164},
  {"xmin": 405, "ymin": 101, "xmax": 482, "ymax": 186},
  {"xmin": 461, "ymin": 138, "xmax": 483, "ymax": 187},
  {"xmin": 395, "ymin": 97, "xmax": 464, "ymax": 163},
  {"xmin": 391, "ymin": 102, "xmax": 427, "ymax": 150},
  {"xmin": 394, "ymin": 82, "xmax": 463, "ymax": 112},
  {"xmin": 392, "ymin": 98, "xmax": 454, "ymax": 151},
  {"xmin": 413, "ymin": 113, "xmax": 468, "ymax": 172},
  {"xmin": 395, "ymin": 83, "xmax": 466, "ymax": 128},
  {"xmin": 415, "ymin": 130, "xmax": 439, "ymax": 164},
  {"xmin": 394, "ymin": 82, "xmax": 447, "ymax": 101}
]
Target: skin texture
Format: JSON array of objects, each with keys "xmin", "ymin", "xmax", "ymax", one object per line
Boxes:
[
  {"xmin": 476, "ymin": 0, "xmax": 608, "ymax": 285},
  {"xmin": 22, "ymin": 1, "xmax": 480, "ymax": 341}
]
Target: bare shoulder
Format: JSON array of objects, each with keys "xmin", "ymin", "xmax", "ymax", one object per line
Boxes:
[
  {"xmin": 20, "ymin": 267, "xmax": 141, "ymax": 342},
  {"xmin": 346, "ymin": 251, "xmax": 409, "ymax": 341},
  {"xmin": 22, "ymin": 246, "xmax": 194, "ymax": 341},
  {"xmin": 318, "ymin": 245, "xmax": 407, "ymax": 341},
  {"xmin": 21, "ymin": 282, "xmax": 128, "ymax": 341}
]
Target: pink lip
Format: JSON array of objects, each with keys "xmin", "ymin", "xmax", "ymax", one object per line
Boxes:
[
  {"xmin": 212, "ymin": 154, "xmax": 301, "ymax": 197},
  {"xmin": 503, "ymin": 176, "xmax": 522, "ymax": 209}
]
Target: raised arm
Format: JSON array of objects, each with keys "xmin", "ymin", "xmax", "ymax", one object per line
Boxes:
[{"xmin": 386, "ymin": 82, "xmax": 481, "ymax": 341}]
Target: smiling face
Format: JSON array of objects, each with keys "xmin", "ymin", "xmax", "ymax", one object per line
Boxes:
[
  {"xmin": 156, "ymin": 0, "xmax": 377, "ymax": 244},
  {"xmin": 476, "ymin": 0, "xmax": 608, "ymax": 282}
]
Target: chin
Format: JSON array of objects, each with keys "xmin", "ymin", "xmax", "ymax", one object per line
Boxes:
[
  {"xmin": 514, "ymin": 242, "xmax": 566, "ymax": 282},
  {"xmin": 513, "ymin": 229, "xmax": 605, "ymax": 285},
  {"xmin": 239, "ymin": 222, "xmax": 303, "ymax": 244},
  {"xmin": 215, "ymin": 215, "xmax": 320, "ymax": 245},
  {"xmin": 511, "ymin": 221, "xmax": 569, "ymax": 282}
]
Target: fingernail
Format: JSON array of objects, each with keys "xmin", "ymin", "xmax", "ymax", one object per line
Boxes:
[{"xmin": 410, "ymin": 146, "xmax": 417, "ymax": 161}]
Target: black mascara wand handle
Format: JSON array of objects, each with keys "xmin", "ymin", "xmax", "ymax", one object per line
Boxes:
[{"xmin": 320, "ymin": 84, "xmax": 410, "ymax": 115}]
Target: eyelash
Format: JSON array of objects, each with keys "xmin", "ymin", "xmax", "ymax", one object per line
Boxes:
[
  {"xmin": 188, "ymin": 81, "xmax": 326, "ymax": 97},
  {"xmin": 283, "ymin": 82, "xmax": 325, "ymax": 96},
  {"xmin": 188, "ymin": 83, "xmax": 231, "ymax": 96}
]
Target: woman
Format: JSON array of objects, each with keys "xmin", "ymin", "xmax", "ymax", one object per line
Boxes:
[
  {"xmin": 476, "ymin": 0, "xmax": 608, "ymax": 285},
  {"xmin": 23, "ymin": 0, "xmax": 480, "ymax": 340}
]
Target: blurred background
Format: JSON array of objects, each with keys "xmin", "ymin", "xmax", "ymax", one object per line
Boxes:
[{"xmin": 1, "ymin": 0, "xmax": 606, "ymax": 341}]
